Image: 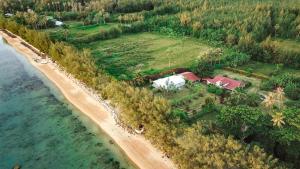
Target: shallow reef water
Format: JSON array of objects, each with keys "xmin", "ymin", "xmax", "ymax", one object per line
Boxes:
[{"xmin": 0, "ymin": 37, "xmax": 135, "ymax": 169}]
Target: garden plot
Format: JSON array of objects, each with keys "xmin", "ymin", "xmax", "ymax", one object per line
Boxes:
[
  {"xmin": 85, "ymin": 32, "xmax": 214, "ymax": 79},
  {"xmin": 153, "ymin": 83, "xmax": 219, "ymax": 121}
]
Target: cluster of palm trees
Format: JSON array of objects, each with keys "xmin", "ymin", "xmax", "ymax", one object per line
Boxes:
[
  {"xmin": 15, "ymin": 10, "xmax": 49, "ymax": 29},
  {"xmin": 262, "ymin": 87, "xmax": 286, "ymax": 127}
]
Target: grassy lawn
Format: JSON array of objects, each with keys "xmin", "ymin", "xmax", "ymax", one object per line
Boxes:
[
  {"xmin": 81, "ymin": 32, "xmax": 214, "ymax": 79},
  {"xmin": 237, "ymin": 61, "xmax": 300, "ymax": 77},
  {"xmin": 44, "ymin": 21, "xmax": 118, "ymax": 40},
  {"xmin": 153, "ymin": 83, "xmax": 219, "ymax": 120}
]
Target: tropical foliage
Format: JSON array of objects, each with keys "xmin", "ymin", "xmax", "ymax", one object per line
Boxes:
[{"xmin": 1, "ymin": 0, "xmax": 300, "ymax": 168}]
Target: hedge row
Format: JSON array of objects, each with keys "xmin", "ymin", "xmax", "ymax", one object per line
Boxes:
[{"xmin": 223, "ymin": 67, "xmax": 269, "ymax": 80}]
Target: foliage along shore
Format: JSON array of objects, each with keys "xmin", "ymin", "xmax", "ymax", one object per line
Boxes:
[{"xmin": 0, "ymin": 16, "xmax": 286, "ymax": 169}]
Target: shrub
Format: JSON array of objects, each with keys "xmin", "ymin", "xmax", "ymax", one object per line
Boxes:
[
  {"xmin": 171, "ymin": 109, "xmax": 188, "ymax": 121},
  {"xmin": 261, "ymin": 74, "xmax": 300, "ymax": 93},
  {"xmin": 221, "ymin": 50, "xmax": 251, "ymax": 67},
  {"xmin": 223, "ymin": 67, "xmax": 269, "ymax": 80},
  {"xmin": 119, "ymin": 21, "xmax": 146, "ymax": 33},
  {"xmin": 207, "ymin": 84, "xmax": 224, "ymax": 96},
  {"xmin": 244, "ymin": 81, "xmax": 252, "ymax": 88},
  {"xmin": 284, "ymin": 82, "xmax": 300, "ymax": 100}
]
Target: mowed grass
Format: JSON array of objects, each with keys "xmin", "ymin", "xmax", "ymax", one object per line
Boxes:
[{"xmin": 82, "ymin": 33, "xmax": 214, "ymax": 79}]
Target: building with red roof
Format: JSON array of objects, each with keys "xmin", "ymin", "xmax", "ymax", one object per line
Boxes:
[
  {"xmin": 203, "ymin": 75, "xmax": 245, "ymax": 90},
  {"xmin": 180, "ymin": 72, "xmax": 201, "ymax": 82}
]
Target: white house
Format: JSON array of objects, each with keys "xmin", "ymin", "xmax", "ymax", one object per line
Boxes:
[
  {"xmin": 55, "ymin": 21, "xmax": 64, "ymax": 26},
  {"xmin": 152, "ymin": 75, "xmax": 185, "ymax": 90}
]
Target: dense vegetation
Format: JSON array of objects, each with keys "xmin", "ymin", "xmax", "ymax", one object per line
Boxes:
[{"xmin": 1, "ymin": 0, "xmax": 300, "ymax": 168}]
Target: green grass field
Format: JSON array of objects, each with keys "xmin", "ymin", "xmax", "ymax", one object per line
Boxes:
[
  {"xmin": 44, "ymin": 21, "xmax": 117, "ymax": 41},
  {"xmin": 81, "ymin": 32, "xmax": 214, "ymax": 79},
  {"xmin": 237, "ymin": 61, "xmax": 300, "ymax": 77}
]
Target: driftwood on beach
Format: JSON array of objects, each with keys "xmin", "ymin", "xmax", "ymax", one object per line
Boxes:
[{"xmin": 20, "ymin": 41, "xmax": 44, "ymax": 57}]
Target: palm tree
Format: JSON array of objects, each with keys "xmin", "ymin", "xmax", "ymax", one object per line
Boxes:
[
  {"xmin": 179, "ymin": 12, "xmax": 191, "ymax": 26},
  {"xmin": 262, "ymin": 92, "xmax": 277, "ymax": 108},
  {"xmin": 276, "ymin": 87, "xmax": 285, "ymax": 100},
  {"xmin": 39, "ymin": 16, "xmax": 48, "ymax": 29},
  {"xmin": 271, "ymin": 112, "xmax": 285, "ymax": 127},
  {"xmin": 25, "ymin": 10, "xmax": 38, "ymax": 29}
]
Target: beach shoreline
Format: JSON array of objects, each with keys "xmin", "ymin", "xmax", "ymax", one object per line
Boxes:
[{"xmin": 0, "ymin": 30, "xmax": 176, "ymax": 169}]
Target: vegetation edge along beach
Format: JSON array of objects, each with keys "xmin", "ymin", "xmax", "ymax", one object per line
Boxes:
[{"xmin": 0, "ymin": 30, "xmax": 175, "ymax": 169}]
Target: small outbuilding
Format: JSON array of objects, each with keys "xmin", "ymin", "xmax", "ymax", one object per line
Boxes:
[
  {"xmin": 180, "ymin": 72, "xmax": 200, "ymax": 82},
  {"xmin": 152, "ymin": 75, "xmax": 185, "ymax": 90},
  {"xmin": 55, "ymin": 21, "xmax": 64, "ymax": 26}
]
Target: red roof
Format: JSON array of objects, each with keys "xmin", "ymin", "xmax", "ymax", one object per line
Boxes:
[
  {"xmin": 203, "ymin": 75, "xmax": 244, "ymax": 90},
  {"xmin": 180, "ymin": 72, "xmax": 200, "ymax": 82}
]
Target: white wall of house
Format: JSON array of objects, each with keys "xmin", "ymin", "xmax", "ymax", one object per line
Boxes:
[{"xmin": 153, "ymin": 75, "xmax": 185, "ymax": 90}]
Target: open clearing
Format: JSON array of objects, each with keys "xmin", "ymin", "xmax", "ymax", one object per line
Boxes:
[
  {"xmin": 82, "ymin": 32, "xmax": 214, "ymax": 79},
  {"xmin": 45, "ymin": 21, "xmax": 117, "ymax": 41},
  {"xmin": 237, "ymin": 61, "xmax": 300, "ymax": 77}
]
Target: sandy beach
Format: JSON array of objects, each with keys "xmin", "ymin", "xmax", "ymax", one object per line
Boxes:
[{"xmin": 0, "ymin": 30, "xmax": 176, "ymax": 169}]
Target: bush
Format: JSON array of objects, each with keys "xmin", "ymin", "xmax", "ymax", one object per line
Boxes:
[
  {"xmin": 284, "ymin": 82, "xmax": 300, "ymax": 100},
  {"xmin": 244, "ymin": 81, "xmax": 252, "ymax": 88},
  {"xmin": 261, "ymin": 74, "xmax": 300, "ymax": 101},
  {"xmin": 60, "ymin": 12, "xmax": 80, "ymax": 21},
  {"xmin": 119, "ymin": 21, "xmax": 146, "ymax": 33},
  {"xmin": 285, "ymin": 100, "xmax": 300, "ymax": 108},
  {"xmin": 171, "ymin": 109, "xmax": 188, "ymax": 121},
  {"xmin": 221, "ymin": 50, "xmax": 251, "ymax": 67},
  {"xmin": 207, "ymin": 84, "xmax": 224, "ymax": 96}
]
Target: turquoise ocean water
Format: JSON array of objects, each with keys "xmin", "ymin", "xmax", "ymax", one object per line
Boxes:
[{"xmin": 0, "ymin": 37, "xmax": 135, "ymax": 169}]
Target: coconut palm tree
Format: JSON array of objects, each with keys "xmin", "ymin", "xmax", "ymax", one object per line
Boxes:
[
  {"xmin": 262, "ymin": 92, "xmax": 277, "ymax": 109},
  {"xmin": 25, "ymin": 10, "xmax": 38, "ymax": 29},
  {"xmin": 276, "ymin": 87, "xmax": 285, "ymax": 101},
  {"xmin": 38, "ymin": 16, "xmax": 48, "ymax": 29},
  {"xmin": 271, "ymin": 112, "xmax": 285, "ymax": 127}
]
